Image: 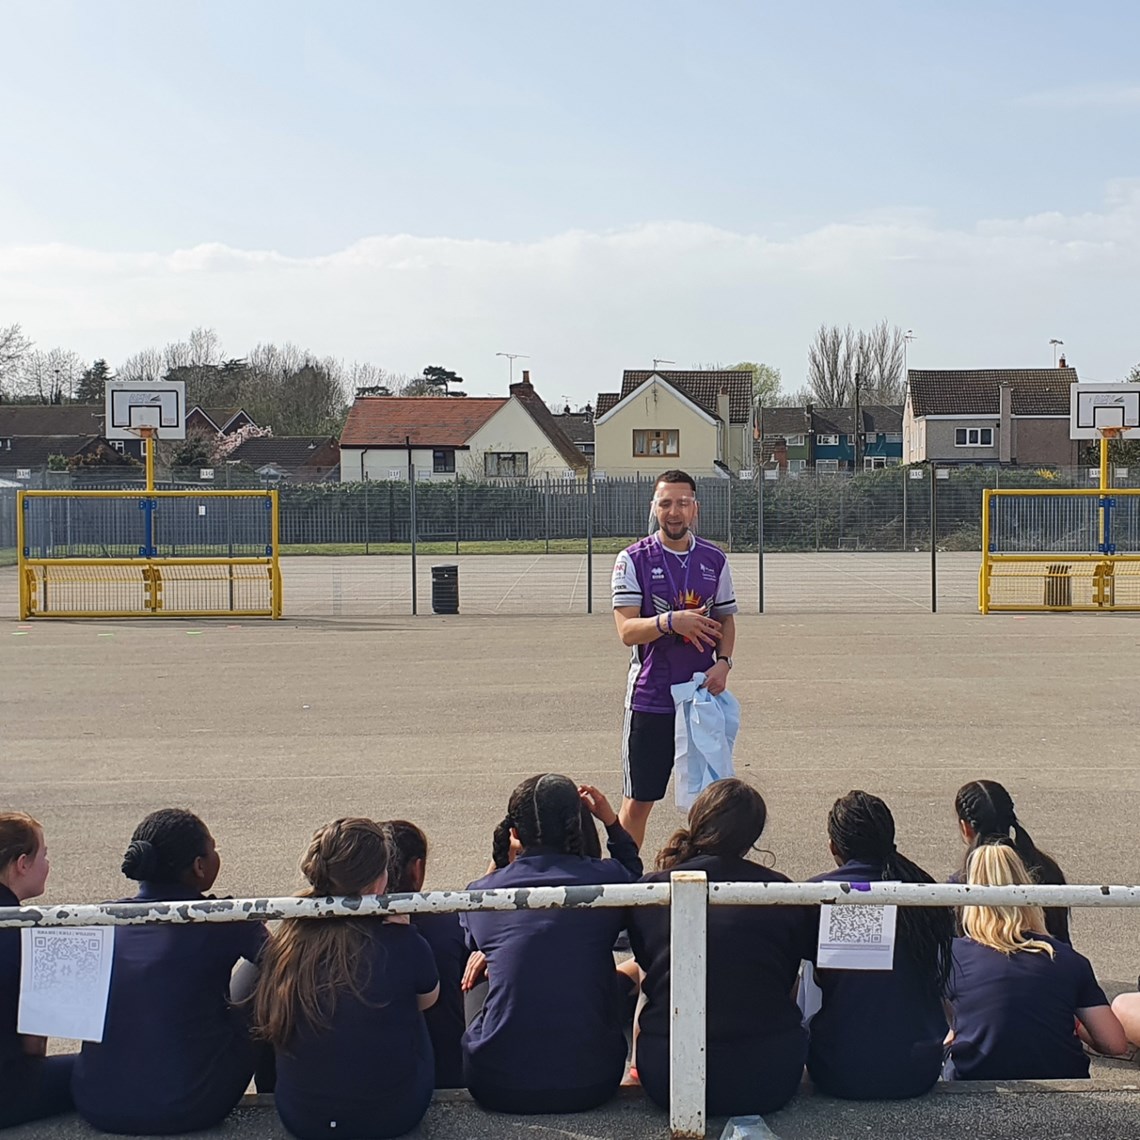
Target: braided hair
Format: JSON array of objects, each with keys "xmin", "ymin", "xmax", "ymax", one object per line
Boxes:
[
  {"xmin": 656, "ymin": 778, "xmax": 767, "ymax": 870},
  {"xmin": 491, "ymin": 774, "xmax": 585, "ymax": 868},
  {"xmin": 954, "ymin": 780, "xmax": 1069, "ymax": 942},
  {"xmin": 121, "ymin": 808, "xmax": 211, "ymax": 885},
  {"xmin": 828, "ymin": 790, "xmax": 954, "ymax": 996}
]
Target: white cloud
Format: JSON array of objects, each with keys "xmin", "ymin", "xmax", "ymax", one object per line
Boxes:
[
  {"xmin": 1016, "ymin": 83, "xmax": 1140, "ymax": 110},
  {"xmin": 2, "ymin": 184, "xmax": 1139, "ymax": 400}
]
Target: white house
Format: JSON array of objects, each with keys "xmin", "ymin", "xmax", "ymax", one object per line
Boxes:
[{"xmin": 339, "ymin": 373, "xmax": 588, "ymax": 482}]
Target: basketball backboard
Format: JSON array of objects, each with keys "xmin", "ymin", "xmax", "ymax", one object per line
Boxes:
[
  {"xmin": 1070, "ymin": 383, "xmax": 1140, "ymax": 440},
  {"xmin": 105, "ymin": 380, "xmax": 186, "ymax": 440}
]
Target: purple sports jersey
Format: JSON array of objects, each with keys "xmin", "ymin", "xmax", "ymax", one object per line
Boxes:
[{"xmin": 612, "ymin": 534, "xmax": 738, "ymax": 714}]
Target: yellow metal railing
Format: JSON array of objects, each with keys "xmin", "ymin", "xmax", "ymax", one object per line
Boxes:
[
  {"xmin": 979, "ymin": 487, "xmax": 1140, "ymax": 614},
  {"xmin": 17, "ymin": 488, "xmax": 281, "ymax": 620}
]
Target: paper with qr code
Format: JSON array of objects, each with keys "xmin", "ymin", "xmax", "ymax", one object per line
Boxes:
[
  {"xmin": 817, "ymin": 903, "xmax": 897, "ymax": 970},
  {"xmin": 18, "ymin": 927, "xmax": 115, "ymax": 1041}
]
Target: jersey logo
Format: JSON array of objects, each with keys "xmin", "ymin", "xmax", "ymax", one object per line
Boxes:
[{"xmin": 651, "ymin": 567, "xmax": 665, "ymax": 579}]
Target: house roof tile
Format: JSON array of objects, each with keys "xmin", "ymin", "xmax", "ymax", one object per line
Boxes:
[
  {"xmin": 758, "ymin": 407, "xmax": 812, "ymax": 437},
  {"xmin": 340, "ymin": 397, "xmax": 507, "ymax": 448},
  {"xmin": 552, "ymin": 412, "xmax": 595, "ymax": 445},
  {"xmin": 509, "ymin": 381, "xmax": 589, "ymax": 470},
  {"xmin": 908, "ymin": 369, "xmax": 1077, "ymax": 417},
  {"xmin": 621, "ymin": 370, "xmax": 752, "ymax": 422},
  {"xmin": 0, "ymin": 435, "xmax": 118, "ymax": 468},
  {"xmin": 0, "ymin": 404, "xmax": 106, "ymax": 436},
  {"xmin": 229, "ymin": 437, "xmax": 339, "ymax": 469},
  {"xmin": 595, "ymin": 393, "xmax": 620, "ymax": 417}
]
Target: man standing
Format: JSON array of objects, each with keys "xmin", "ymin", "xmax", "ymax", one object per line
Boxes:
[{"xmin": 612, "ymin": 469, "xmax": 738, "ymax": 849}]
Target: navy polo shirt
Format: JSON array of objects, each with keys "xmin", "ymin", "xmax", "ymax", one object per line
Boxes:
[
  {"xmin": 72, "ymin": 883, "xmax": 266, "ymax": 1130},
  {"xmin": 274, "ymin": 922, "xmax": 438, "ymax": 1139},
  {"xmin": 461, "ymin": 850, "xmax": 633, "ymax": 1093},
  {"xmin": 411, "ymin": 912, "xmax": 466, "ymax": 1088},
  {"xmin": 806, "ymin": 860, "xmax": 948, "ymax": 1100},
  {"xmin": 947, "ymin": 934, "xmax": 1108, "ymax": 1080},
  {"xmin": 0, "ymin": 885, "xmax": 24, "ymax": 1073},
  {"xmin": 629, "ymin": 854, "xmax": 816, "ymax": 1045}
]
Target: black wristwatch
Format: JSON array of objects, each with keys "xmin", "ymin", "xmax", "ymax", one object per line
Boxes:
[{"xmin": 716, "ymin": 654, "xmax": 733, "ymax": 669}]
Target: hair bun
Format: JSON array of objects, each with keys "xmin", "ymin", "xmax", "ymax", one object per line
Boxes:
[{"xmin": 121, "ymin": 838, "xmax": 159, "ymax": 880}]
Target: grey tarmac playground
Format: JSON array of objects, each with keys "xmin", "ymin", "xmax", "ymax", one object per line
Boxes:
[{"xmin": 2, "ymin": 556, "xmax": 1140, "ymax": 1138}]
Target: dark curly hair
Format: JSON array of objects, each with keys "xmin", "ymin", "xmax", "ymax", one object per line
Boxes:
[
  {"xmin": 491, "ymin": 774, "xmax": 585, "ymax": 868},
  {"xmin": 121, "ymin": 808, "xmax": 211, "ymax": 884}
]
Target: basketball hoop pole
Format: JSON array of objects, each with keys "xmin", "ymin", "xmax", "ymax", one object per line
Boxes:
[
  {"xmin": 141, "ymin": 426, "xmax": 157, "ymax": 493},
  {"xmin": 1098, "ymin": 430, "xmax": 1120, "ymax": 551}
]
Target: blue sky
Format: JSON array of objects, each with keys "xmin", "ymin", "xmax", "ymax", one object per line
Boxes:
[{"xmin": 2, "ymin": 0, "xmax": 1138, "ymax": 401}]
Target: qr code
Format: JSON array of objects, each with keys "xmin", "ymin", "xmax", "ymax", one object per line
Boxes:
[
  {"xmin": 30, "ymin": 933, "xmax": 103, "ymax": 991},
  {"xmin": 825, "ymin": 906, "xmax": 885, "ymax": 945}
]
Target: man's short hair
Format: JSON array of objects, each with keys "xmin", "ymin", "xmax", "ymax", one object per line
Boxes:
[{"xmin": 655, "ymin": 469, "xmax": 696, "ymax": 495}]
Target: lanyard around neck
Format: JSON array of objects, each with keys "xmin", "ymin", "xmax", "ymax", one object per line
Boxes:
[{"xmin": 657, "ymin": 533, "xmax": 693, "ymax": 604}]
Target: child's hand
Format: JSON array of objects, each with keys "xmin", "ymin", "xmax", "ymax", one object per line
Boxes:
[
  {"xmin": 462, "ymin": 951, "xmax": 488, "ymax": 992},
  {"xmin": 578, "ymin": 784, "xmax": 618, "ymax": 828}
]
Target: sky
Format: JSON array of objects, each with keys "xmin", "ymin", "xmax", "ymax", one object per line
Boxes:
[{"xmin": 2, "ymin": 0, "xmax": 1139, "ymax": 403}]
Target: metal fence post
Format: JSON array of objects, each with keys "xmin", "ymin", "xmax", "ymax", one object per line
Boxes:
[
  {"xmin": 407, "ymin": 439, "xmax": 417, "ymax": 616},
  {"xmin": 901, "ymin": 464, "xmax": 908, "ymax": 550},
  {"xmin": 669, "ymin": 870, "xmax": 707, "ymax": 1138},
  {"xmin": 363, "ymin": 476, "xmax": 370, "ymax": 556},
  {"xmin": 727, "ymin": 477, "xmax": 733, "ymax": 552},
  {"xmin": 930, "ymin": 466, "xmax": 938, "ymax": 613},
  {"xmin": 455, "ymin": 475, "xmax": 460, "ymax": 556},
  {"xmin": 757, "ymin": 471, "xmax": 765, "ymax": 614},
  {"xmin": 586, "ymin": 465, "xmax": 594, "ymax": 614},
  {"xmin": 544, "ymin": 472, "xmax": 551, "ymax": 555}
]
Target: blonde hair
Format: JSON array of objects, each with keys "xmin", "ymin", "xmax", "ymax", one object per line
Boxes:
[{"xmin": 962, "ymin": 842, "xmax": 1054, "ymax": 958}]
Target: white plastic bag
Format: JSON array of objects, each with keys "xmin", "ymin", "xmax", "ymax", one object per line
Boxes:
[{"xmin": 719, "ymin": 1115, "xmax": 781, "ymax": 1139}]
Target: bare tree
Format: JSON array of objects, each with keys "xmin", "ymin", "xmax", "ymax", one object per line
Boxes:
[
  {"xmin": 807, "ymin": 321, "xmax": 907, "ymax": 406},
  {"xmin": 15, "ymin": 348, "xmax": 83, "ymax": 403},
  {"xmin": 807, "ymin": 324, "xmax": 858, "ymax": 406},
  {"xmin": 164, "ymin": 327, "xmax": 224, "ymax": 373},
  {"xmin": 857, "ymin": 320, "xmax": 905, "ymax": 403},
  {"xmin": 116, "ymin": 347, "xmax": 164, "ymax": 383},
  {"xmin": 0, "ymin": 323, "xmax": 32, "ymax": 397}
]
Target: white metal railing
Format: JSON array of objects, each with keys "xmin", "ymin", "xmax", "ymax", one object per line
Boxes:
[{"xmin": 3, "ymin": 876, "xmax": 1139, "ymax": 1139}]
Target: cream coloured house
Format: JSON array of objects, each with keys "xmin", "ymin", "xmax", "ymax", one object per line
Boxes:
[{"xmin": 592, "ymin": 370, "xmax": 754, "ymax": 477}]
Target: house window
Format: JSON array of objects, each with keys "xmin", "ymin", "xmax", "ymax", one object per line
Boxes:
[
  {"xmin": 955, "ymin": 428, "xmax": 994, "ymax": 447},
  {"xmin": 786, "ymin": 434, "xmax": 805, "ymax": 448},
  {"xmin": 432, "ymin": 449, "xmax": 455, "ymax": 473},
  {"xmin": 633, "ymin": 429, "xmax": 680, "ymax": 457},
  {"xmin": 484, "ymin": 452, "xmax": 528, "ymax": 478},
  {"xmin": 864, "ymin": 432, "xmax": 879, "ymax": 443},
  {"xmin": 788, "ymin": 459, "xmax": 807, "ymax": 472},
  {"xmin": 816, "ymin": 459, "xmax": 840, "ymax": 473},
  {"xmin": 886, "ymin": 433, "xmax": 902, "ymax": 443},
  {"xmin": 816, "ymin": 434, "xmax": 839, "ymax": 446},
  {"xmin": 864, "ymin": 455, "xmax": 887, "ymax": 470},
  {"xmin": 110, "ymin": 440, "xmax": 125, "ymax": 453}
]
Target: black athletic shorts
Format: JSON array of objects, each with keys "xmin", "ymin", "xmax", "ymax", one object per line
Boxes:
[{"xmin": 621, "ymin": 709, "xmax": 675, "ymax": 803}]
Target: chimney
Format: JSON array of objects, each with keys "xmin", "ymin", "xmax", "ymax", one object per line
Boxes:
[
  {"xmin": 509, "ymin": 369, "xmax": 534, "ymax": 398},
  {"xmin": 717, "ymin": 387, "xmax": 731, "ymax": 464},
  {"xmin": 520, "ymin": 369, "xmax": 531, "ymax": 385},
  {"xmin": 1058, "ymin": 354, "xmax": 1066, "ymax": 369},
  {"xmin": 999, "ymin": 380, "xmax": 1012, "ymax": 464}
]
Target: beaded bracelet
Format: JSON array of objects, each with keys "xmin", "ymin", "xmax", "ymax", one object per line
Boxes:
[
  {"xmin": 667, "ymin": 611, "xmax": 674, "ymax": 634},
  {"xmin": 655, "ymin": 613, "xmax": 663, "ymax": 634}
]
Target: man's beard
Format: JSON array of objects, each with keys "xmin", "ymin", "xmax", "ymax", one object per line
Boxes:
[{"xmin": 661, "ymin": 521, "xmax": 689, "ymax": 541}]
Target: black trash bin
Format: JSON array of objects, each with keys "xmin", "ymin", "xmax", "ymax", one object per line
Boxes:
[{"xmin": 431, "ymin": 564, "xmax": 459, "ymax": 614}]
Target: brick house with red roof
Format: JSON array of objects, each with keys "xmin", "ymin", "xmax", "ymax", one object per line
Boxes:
[{"xmin": 339, "ymin": 372, "xmax": 588, "ymax": 482}]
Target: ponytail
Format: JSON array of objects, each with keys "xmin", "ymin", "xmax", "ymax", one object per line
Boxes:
[{"xmin": 830, "ymin": 791, "xmax": 954, "ymax": 996}]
